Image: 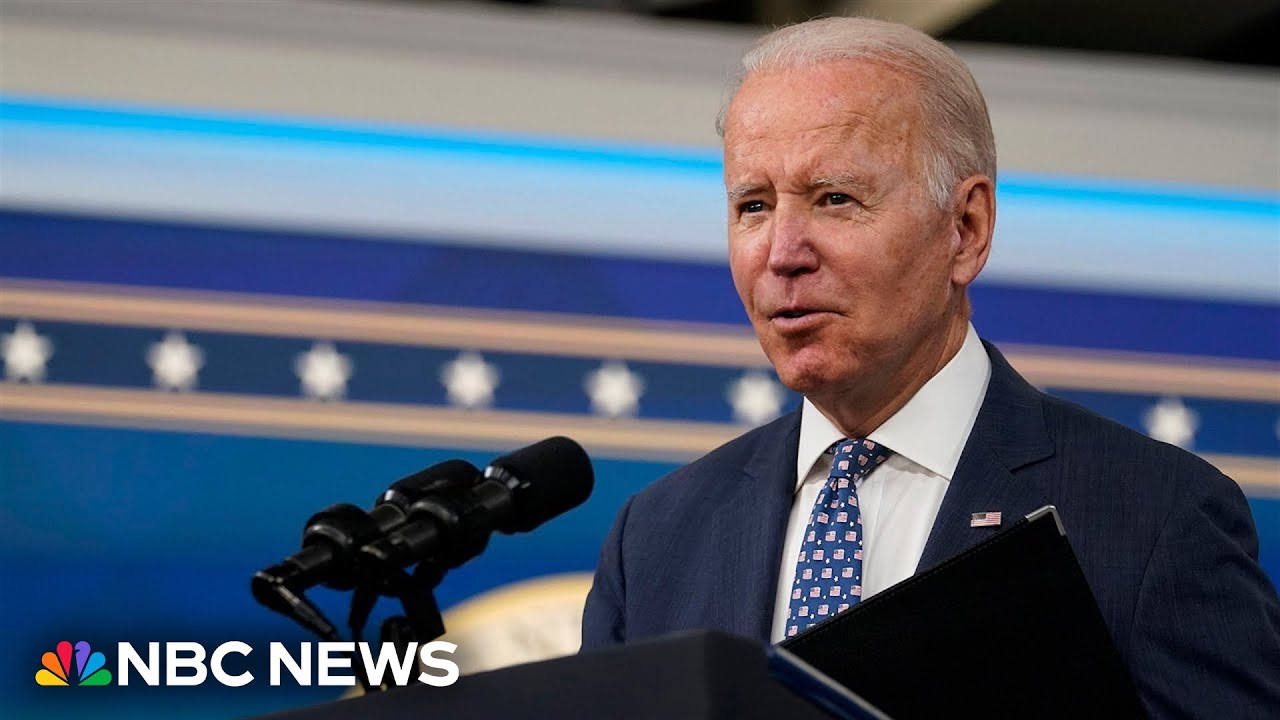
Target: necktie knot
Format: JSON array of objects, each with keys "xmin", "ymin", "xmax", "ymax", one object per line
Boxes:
[{"xmin": 828, "ymin": 438, "xmax": 892, "ymax": 482}]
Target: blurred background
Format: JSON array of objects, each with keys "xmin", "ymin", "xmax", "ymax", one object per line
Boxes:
[{"xmin": 1, "ymin": 1, "xmax": 1276, "ymax": 718}]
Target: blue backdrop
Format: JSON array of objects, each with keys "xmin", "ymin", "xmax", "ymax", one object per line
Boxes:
[{"xmin": 1, "ymin": 96, "xmax": 1276, "ymax": 719}]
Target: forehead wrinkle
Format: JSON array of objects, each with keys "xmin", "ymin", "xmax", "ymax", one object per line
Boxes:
[
  {"xmin": 810, "ymin": 170, "xmax": 873, "ymax": 193},
  {"xmin": 726, "ymin": 111, "xmax": 877, "ymax": 150},
  {"xmin": 725, "ymin": 115, "xmax": 890, "ymax": 178}
]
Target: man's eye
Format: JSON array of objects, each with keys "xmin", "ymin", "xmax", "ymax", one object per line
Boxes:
[
  {"xmin": 824, "ymin": 193, "xmax": 854, "ymax": 206},
  {"xmin": 739, "ymin": 200, "xmax": 766, "ymax": 214}
]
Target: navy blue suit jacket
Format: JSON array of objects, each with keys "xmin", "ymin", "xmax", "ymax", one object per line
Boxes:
[{"xmin": 582, "ymin": 342, "xmax": 1280, "ymax": 718}]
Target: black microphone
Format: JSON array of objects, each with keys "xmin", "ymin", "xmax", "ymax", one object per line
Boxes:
[
  {"xmin": 359, "ymin": 437, "xmax": 594, "ymax": 578},
  {"xmin": 251, "ymin": 459, "xmax": 480, "ymax": 638}
]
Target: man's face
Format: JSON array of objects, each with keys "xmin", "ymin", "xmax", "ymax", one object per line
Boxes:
[{"xmin": 723, "ymin": 60, "xmax": 966, "ymax": 400}]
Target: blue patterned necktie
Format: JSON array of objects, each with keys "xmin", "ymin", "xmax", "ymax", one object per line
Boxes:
[{"xmin": 785, "ymin": 438, "xmax": 893, "ymax": 638}]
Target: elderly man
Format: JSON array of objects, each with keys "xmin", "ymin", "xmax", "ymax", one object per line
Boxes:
[{"xmin": 581, "ymin": 15, "xmax": 1278, "ymax": 718}]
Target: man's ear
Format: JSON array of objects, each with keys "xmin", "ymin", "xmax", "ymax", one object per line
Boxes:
[{"xmin": 950, "ymin": 175, "xmax": 995, "ymax": 288}]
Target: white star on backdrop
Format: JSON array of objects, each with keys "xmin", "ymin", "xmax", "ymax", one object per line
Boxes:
[
  {"xmin": 147, "ymin": 331, "xmax": 204, "ymax": 392},
  {"xmin": 585, "ymin": 361, "xmax": 644, "ymax": 418},
  {"xmin": 727, "ymin": 371, "xmax": 786, "ymax": 425},
  {"xmin": 1143, "ymin": 397, "xmax": 1198, "ymax": 448},
  {"xmin": 294, "ymin": 342, "xmax": 353, "ymax": 400},
  {"xmin": 441, "ymin": 351, "xmax": 500, "ymax": 409},
  {"xmin": 1, "ymin": 321, "xmax": 53, "ymax": 382}
]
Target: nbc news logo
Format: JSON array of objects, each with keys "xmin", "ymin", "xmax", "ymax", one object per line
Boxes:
[
  {"xmin": 35, "ymin": 639, "xmax": 459, "ymax": 687},
  {"xmin": 36, "ymin": 641, "xmax": 112, "ymax": 686}
]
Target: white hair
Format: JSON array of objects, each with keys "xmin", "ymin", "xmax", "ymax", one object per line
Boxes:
[{"xmin": 718, "ymin": 16, "xmax": 997, "ymax": 208}]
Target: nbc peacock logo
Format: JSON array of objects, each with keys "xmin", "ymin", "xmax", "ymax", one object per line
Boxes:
[{"xmin": 36, "ymin": 641, "xmax": 112, "ymax": 686}]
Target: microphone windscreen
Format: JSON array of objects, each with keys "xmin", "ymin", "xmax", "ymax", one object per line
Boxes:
[{"xmin": 490, "ymin": 436, "xmax": 594, "ymax": 532}]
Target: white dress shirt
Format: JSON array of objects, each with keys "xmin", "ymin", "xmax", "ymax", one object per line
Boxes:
[{"xmin": 770, "ymin": 324, "xmax": 992, "ymax": 642}]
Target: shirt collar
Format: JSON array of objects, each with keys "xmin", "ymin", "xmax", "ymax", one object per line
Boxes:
[{"xmin": 794, "ymin": 323, "xmax": 992, "ymax": 490}]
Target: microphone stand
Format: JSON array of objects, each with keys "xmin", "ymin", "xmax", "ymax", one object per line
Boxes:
[
  {"xmin": 346, "ymin": 583, "xmax": 379, "ymax": 694},
  {"xmin": 347, "ymin": 562, "xmax": 447, "ymax": 693},
  {"xmin": 391, "ymin": 562, "xmax": 447, "ymax": 648}
]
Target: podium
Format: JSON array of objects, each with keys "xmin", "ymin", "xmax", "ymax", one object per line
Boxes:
[{"xmin": 256, "ymin": 631, "xmax": 839, "ymax": 719}]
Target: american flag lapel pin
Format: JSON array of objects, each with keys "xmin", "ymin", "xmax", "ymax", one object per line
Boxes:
[{"xmin": 970, "ymin": 511, "xmax": 1002, "ymax": 528}]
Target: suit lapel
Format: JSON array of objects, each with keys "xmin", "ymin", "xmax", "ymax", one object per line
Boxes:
[
  {"xmin": 710, "ymin": 410, "xmax": 801, "ymax": 644},
  {"xmin": 918, "ymin": 342, "xmax": 1056, "ymax": 570}
]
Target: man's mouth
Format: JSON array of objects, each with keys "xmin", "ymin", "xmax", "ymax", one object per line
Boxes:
[
  {"xmin": 768, "ymin": 308, "xmax": 834, "ymax": 332},
  {"xmin": 771, "ymin": 306, "xmax": 825, "ymax": 319}
]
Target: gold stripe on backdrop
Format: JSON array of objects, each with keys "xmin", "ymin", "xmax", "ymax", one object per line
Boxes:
[
  {"xmin": 0, "ymin": 383, "xmax": 736, "ymax": 460},
  {"xmin": 1, "ymin": 383, "xmax": 1276, "ymax": 496},
  {"xmin": 2, "ymin": 278, "xmax": 1277, "ymax": 401},
  {"xmin": 0, "ymin": 278, "xmax": 770, "ymax": 366}
]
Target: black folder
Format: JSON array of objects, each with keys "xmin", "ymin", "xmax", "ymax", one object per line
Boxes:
[{"xmin": 779, "ymin": 506, "xmax": 1145, "ymax": 719}]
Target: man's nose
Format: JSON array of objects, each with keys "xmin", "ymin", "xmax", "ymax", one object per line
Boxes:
[{"xmin": 766, "ymin": 208, "xmax": 819, "ymax": 277}]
